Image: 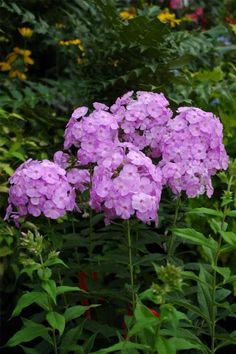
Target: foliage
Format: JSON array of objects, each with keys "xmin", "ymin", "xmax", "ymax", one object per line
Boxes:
[{"xmin": 1, "ymin": 0, "xmax": 236, "ymax": 353}]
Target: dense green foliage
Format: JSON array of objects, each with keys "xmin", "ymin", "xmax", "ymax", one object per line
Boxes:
[{"xmin": 1, "ymin": 0, "xmax": 236, "ymax": 353}]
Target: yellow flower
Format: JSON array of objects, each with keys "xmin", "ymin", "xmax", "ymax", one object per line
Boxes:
[
  {"xmin": 119, "ymin": 7, "xmax": 136, "ymax": 21},
  {"xmin": 71, "ymin": 39, "xmax": 81, "ymax": 45},
  {"xmin": 23, "ymin": 55, "xmax": 34, "ymax": 65},
  {"xmin": 22, "ymin": 50, "xmax": 34, "ymax": 65},
  {"xmin": 18, "ymin": 27, "xmax": 33, "ymax": 38},
  {"xmin": 6, "ymin": 48, "xmax": 34, "ymax": 65},
  {"xmin": 0, "ymin": 61, "xmax": 11, "ymax": 71},
  {"xmin": 158, "ymin": 9, "xmax": 181, "ymax": 28},
  {"xmin": 9, "ymin": 70, "xmax": 27, "ymax": 80},
  {"xmin": 59, "ymin": 39, "xmax": 82, "ymax": 46},
  {"xmin": 7, "ymin": 53, "xmax": 17, "ymax": 64},
  {"xmin": 13, "ymin": 47, "xmax": 23, "ymax": 55}
]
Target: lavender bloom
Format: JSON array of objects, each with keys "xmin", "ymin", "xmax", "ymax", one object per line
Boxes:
[
  {"xmin": 112, "ymin": 91, "xmax": 173, "ymax": 157},
  {"xmin": 90, "ymin": 144, "xmax": 163, "ymax": 224},
  {"xmin": 64, "ymin": 105, "xmax": 119, "ymax": 165},
  {"xmin": 7, "ymin": 91, "xmax": 228, "ymax": 226},
  {"xmin": 6, "ymin": 159, "xmax": 76, "ymax": 222},
  {"xmin": 159, "ymin": 107, "xmax": 228, "ymax": 198}
]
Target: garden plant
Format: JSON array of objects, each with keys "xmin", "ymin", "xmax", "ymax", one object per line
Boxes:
[{"xmin": 1, "ymin": 1, "xmax": 236, "ymax": 354}]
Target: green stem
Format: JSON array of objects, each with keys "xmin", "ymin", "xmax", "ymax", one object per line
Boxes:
[
  {"xmin": 126, "ymin": 220, "xmax": 135, "ymax": 311},
  {"xmin": 48, "ymin": 295, "xmax": 58, "ymax": 354},
  {"xmin": 38, "ymin": 254, "xmax": 58, "ymax": 354},
  {"xmin": 211, "ymin": 261, "xmax": 217, "ymax": 354},
  {"xmin": 89, "ymin": 207, "xmax": 93, "ymax": 274},
  {"xmin": 51, "ymin": 321, "xmax": 58, "ymax": 354},
  {"xmin": 57, "ymin": 271, "xmax": 68, "ymax": 309},
  {"xmin": 167, "ymin": 195, "xmax": 181, "ymax": 259},
  {"xmin": 210, "ymin": 176, "xmax": 233, "ymax": 354}
]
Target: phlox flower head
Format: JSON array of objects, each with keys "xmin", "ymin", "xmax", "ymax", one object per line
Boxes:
[
  {"xmin": 64, "ymin": 105, "xmax": 118, "ymax": 165},
  {"xmin": 111, "ymin": 91, "xmax": 173, "ymax": 157},
  {"xmin": 90, "ymin": 144, "xmax": 162, "ymax": 224},
  {"xmin": 160, "ymin": 107, "xmax": 228, "ymax": 198},
  {"xmin": 5, "ymin": 159, "xmax": 76, "ymax": 223}
]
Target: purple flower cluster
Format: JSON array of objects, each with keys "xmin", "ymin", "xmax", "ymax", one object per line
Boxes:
[
  {"xmin": 6, "ymin": 91, "xmax": 228, "ymax": 224},
  {"xmin": 111, "ymin": 91, "xmax": 173, "ymax": 157},
  {"xmin": 159, "ymin": 107, "xmax": 228, "ymax": 197},
  {"xmin": 63, "ymin": 92, "xmax": 227, "ymax": 207},
  {"xmin": 90, "ymin": 144, "xmax": 162, "ymax": 223},
  {"xmin": 6, "ymin": 159, "xmax": 75, "ymax": 221},
  {"xmin": 64, "ymin": 105, "xmax": 119, "ymax": 165}
]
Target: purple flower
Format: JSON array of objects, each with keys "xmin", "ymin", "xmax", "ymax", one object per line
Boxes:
[
  {"xmin": 67, "ymin": 168, "xmax": 90, "ymax": 192},
  {"xmin": 160, "ymin": 107, "xmax": 228, "ymax": 198},
  {"xmin": 54, "ymin": 151, "xmax": 70, "ymax": 169},
  {"xmin": 6, "ymin": 159, "xmax": 76, "ymax": 223},
  {"xmin": 90, "ymin": 144, "xmax": 163, "ymax": 223}
]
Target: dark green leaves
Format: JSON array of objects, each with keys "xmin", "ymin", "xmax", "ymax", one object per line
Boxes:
[
  {"xmin": 173, "ymin": 228, "xmax": 217, "ymax": 250},
  {"xmin": 46, "ymin": 312, "xmax": 65, "ymax": 336},
  {"xmin": 7, "ymin": 320, "xmax": 51, "ymax": 347},
  {"xmin": 64, "ymin": 305, "xmax": 99, "ymax": 322},
  {"xmin": 12, "ymin": 291, "xmax": 49, "ymax": 317}
]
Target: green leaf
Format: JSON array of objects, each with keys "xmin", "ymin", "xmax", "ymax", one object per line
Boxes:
[
  {"xmin": 173, "ymin": 228, "xmax": 215, "ymax": 249},
  {"xmin": 20, "ymin": 346, "xmax": 40, "ymax": 354},
  {"xmin": 42, "ymin": 279, "xmax": 57, "ymax": 304},
  {"xmin": 0, "ymin": 246, "xmax": 13, "ymax": 257},
  {"xmin": 128, "ymin": 318, "xmax": 157, "ymax": 338},
  {"xmin": 216, "ymin": 331, "xmax": 236, "ymax": 350},
  {"xmin": 182, "ymin": 270, "xmax": 201, "ymax": 282},
  {"xmin": 212, "ymin": 266, "xmax": 231, "ymax": 283},
  {"xmin": 64, "ymin": 305, "xmax": 99, "ymax": 322},
  {"xmin": 134, "ymin": 299, "xmax": 158, "ymax": 322},
  {"xmin": 197, "ymin": 265, "xmax": 213, "ymax": 328},
  {"xmin": 215, "ymin": 288, "xmax": 231, "ymax": 302},
  {"xmin": 227, "ymin": 210, "xmax": 236, "ymax": 217},
  {"xmin": 60, "ymin": 324, "xmax": 85, "ymax": 353},
  {"xmin": 168, "ymin": 337, "xmax": 204, "ymax": 351},
  {"xmin": 2, "ymin": 164, "xmax": 14, "ymax": 176},
  {"xmin": 60, "ymin": 344, "xmax": 84, "ymax": 353},
  {"xmin": 44, "ymin": 258, "xmax": 68, "ymax": 268},
  {"xmin": 9, "ymin": 151, "xmax": 25, "ymax": 161},
  {"xmin": 11, "ymin": 3, "xmax": 22, "ymax": 14},
  {"xmin": 219, "ymin": 231, "xmax": 236, "ymax": 246},
  {"xmin": 12, "ymin": 291, "xmax": 49, "ymax": 317},
  {"xmin": 7, "ymin": 322, "xmax": 50, "ymax": 347},
  {"xmin": 173, "ymin": 300, "xmax": 209, "ymax": 323},
  {"xmin": 187, "ymin": 207, "xmax": 223, "ymax": 217},
  {"xmin": 83, "ymin": 332, "xmax": 99, "ymax": 353},
  {"xmin": 155, "ymin": 337, "xmax": 176, "ymax": 354},
  {"xmin": 56, "ymin": 285, "xmax": 83, "ymax": 296},
  {"xmin": 46, "ymin": 311, "xmax": 65, "ymax": 336},
  {"xmin": 91, "ymin": 341, "xmax": 150, "ymax": 354}
]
